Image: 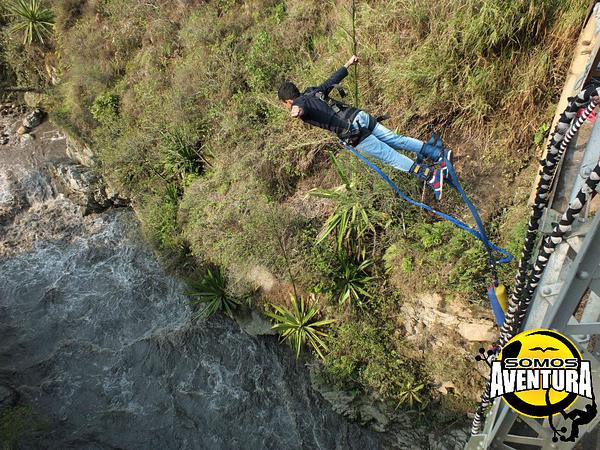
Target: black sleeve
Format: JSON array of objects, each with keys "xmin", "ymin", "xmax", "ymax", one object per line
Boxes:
[
  {"xmin": 316, "ymin": 66, "xmax": 348, "ymax": 96},
  {"xmin": 292, "ymin": 96, "xmax": 307, "ymax": 117}
]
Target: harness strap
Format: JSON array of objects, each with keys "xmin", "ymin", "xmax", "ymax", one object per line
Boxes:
[{"xmin": 340, "ymin": 114, "xmax": 376, "ymax": 146}]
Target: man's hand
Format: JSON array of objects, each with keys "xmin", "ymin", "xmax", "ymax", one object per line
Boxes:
[
  {"xmin": 291, "ymin": 105, "xmax": 303, "ymax": 118},
  {"xmin": 344, "ymin": 55, "xmax": 359, "ymax": 68}
]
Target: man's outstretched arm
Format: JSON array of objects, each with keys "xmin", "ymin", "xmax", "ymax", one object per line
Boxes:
[{"xmin": 316, "ymin": 55, "xmax": 359, "ymax": 95}]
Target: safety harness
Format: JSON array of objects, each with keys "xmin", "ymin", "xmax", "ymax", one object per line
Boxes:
[{"xmin": 305, "ymin": 85, "xmax": 377, "ymax": 146}]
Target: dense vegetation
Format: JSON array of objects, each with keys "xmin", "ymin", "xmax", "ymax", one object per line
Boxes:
[{"xmin": 1, "ymin": 0, "xmax": 588, "ymax": 429}]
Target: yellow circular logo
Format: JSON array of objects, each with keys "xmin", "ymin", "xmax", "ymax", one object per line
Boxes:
[{"xmin": 494, "ymin": 329, "xmax": 582, "ymax": 418}]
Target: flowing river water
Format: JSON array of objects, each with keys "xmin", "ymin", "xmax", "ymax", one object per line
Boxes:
[{"xmin": 0, "ymin": 111, "xmax": 397, "ymax": 449}]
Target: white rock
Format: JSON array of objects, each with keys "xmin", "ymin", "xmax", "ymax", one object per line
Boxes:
[{"xmin": 458, "ymin": 322, "xmax": 496, "ymax": 342}]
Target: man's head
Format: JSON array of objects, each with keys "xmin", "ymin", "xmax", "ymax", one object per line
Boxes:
[{"xmin": 278, "ymin": 81, "xmax": 300, "ymax": 110}]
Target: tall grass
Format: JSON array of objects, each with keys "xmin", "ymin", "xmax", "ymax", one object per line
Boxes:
[{"xmin": 378, "ymin": 0, "xmax": 587, "ymax": 123}]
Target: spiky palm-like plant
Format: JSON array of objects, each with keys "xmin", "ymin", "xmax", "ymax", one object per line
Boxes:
[
  {"xmin": 160, "ymin": 128, "xmax": 210, "ymax": 183},
  {"xmin": 310, "ymin": 153, "xmax": 387, "ymax": 258},
  {"xmin": 334, "ymin": 255, "xmax": 374, "ymax": 305},
  {"xmin": 187, "ymin": 267, "xmax": 241, "ymax": 319},
  {"xmin": 266, "ymin": 294, "xmax": 334, "ymax": 359},
  {"xmin": 396, "ymin": 380, "xmax": 425, "ymax": 409},
  {"xmin": 6, "ymin": 0, "xmax": 54, "ymax": 45}
]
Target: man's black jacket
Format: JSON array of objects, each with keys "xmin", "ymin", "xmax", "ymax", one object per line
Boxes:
[{"xmin": 292, "ymin": 66, "xmax": 361, "ymax": 137}]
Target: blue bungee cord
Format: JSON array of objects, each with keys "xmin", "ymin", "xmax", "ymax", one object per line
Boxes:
[{"xmin": 339, "ymin": 140, "xmax": 513, "ymax": 271}]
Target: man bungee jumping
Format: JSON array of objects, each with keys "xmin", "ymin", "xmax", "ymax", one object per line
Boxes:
[{"xmin": 278, "ymin": 54, "xmax": 452, "ymax": 200}]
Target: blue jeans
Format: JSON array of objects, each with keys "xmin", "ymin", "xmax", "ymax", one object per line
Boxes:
[{"xmin": 352, "ymin": 111, "xmax": 422, "ymax": 172}]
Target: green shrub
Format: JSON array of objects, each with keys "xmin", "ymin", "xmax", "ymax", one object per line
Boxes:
[
  {"xmin": 0, "ymin": 28, "xmax": 47, "ymax": 87},
  {"xmin": 386, "ymin": 221, "xmax": 490, "ymax": 299},
  {"xmin": 0, "ymin": 64, "xmax": 15, "ymax": 103},
  {"xmin": 90, "ymin": 92, "xmax": 119, "ymax": 125},
  {"xmin": 533, "ymin": 122, "xmax": 551, "ymax": 147},
  {"xmin": 495, "ymin": 207, "xmax": 529, "ymax": 284},
  {"xmin": 323, "ymin": 320, "xmax": 428, "ymax": 406},
  {"xmin": 245, "ymin": 30, "xmax": 286, "ymax": 92},
  {"xmin": 400, "ymin": 256, "xmax": 413, "ymax": 273},
  {"xmin": 504, "ymin": 217, "xmax": 529, "ymax": 258},
  {"xmin": 138, "ymin": 187, "xmax": 181, "ymax": 253},
  {"xmin": 160, "ymin": 126, "xmax": 209, "ymax": 186},
  {"xmin": 332, "ymin": 254, "xmax": 374, "ymax": 306}
]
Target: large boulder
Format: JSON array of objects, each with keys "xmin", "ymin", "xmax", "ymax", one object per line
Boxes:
[
  {"xmin": 22, "ymin": 108, "xmax": 45, "ymax": 129},
  {"xmin": 48, "ymin": 162, "xmax": 129, "ymax": 214}
]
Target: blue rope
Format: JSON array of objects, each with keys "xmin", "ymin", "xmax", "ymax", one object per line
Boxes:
[{"xmin": 339, "ymin": 141, "xmax": 513, "ymax": 270}]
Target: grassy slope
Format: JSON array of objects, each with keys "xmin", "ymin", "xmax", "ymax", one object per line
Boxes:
[{"xmin": 3, "ymin": 0, "xmax": 588, "ymax": 427}]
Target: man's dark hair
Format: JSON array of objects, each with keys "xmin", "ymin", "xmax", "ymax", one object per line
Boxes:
[{"xmin": 278, "ymin": 81, "xmax": 300, "ymax": 101}]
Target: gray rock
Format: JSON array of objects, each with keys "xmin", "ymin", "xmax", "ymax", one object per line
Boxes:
[
  {"xmin": 235, "ymin": 308, "xmax": 276, "ymax": 336},
  {"xmin": 49, "ymin": 162, "xmax": 129, "ymax": 214},
  {"xmin": 104, "ymin": 180, "xmax": 130, "ymax": 207},
  {"xmin": 20, "ymin": 133, "xmax": 35, "ymax": 145},
  {"xmin": 309, "ymin": 367, "xmax": 418, "ymax": 436},
  {"xmin": 428, "ymin": 426, "xmax": 471, "ymax": 450},
  {"xmin": 319, "ymin": 385, "xmax": 360, "ymax": 419},
  {"xmin": 22, "ymin": 108, "xmax": 45, "ymax": 129},
  {"xmin": 0, "ymin": 171, "xmax": 29, "ymax": 225},
  {"xmin": 359, "ymin": 403, "xmax": 391, "ymax": 432},
  {"xmin": 65, "ymin": 136, "xmax": 95, "ymax": 167}
]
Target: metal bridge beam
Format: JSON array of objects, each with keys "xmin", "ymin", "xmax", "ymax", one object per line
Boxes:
[
  {"xmin": 466, "ymin": 5, "xmax": 600, "ymax": 448},
  {"xmin": 469, "ymin": 209, "xmax": 600, "ymax": 450}
]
